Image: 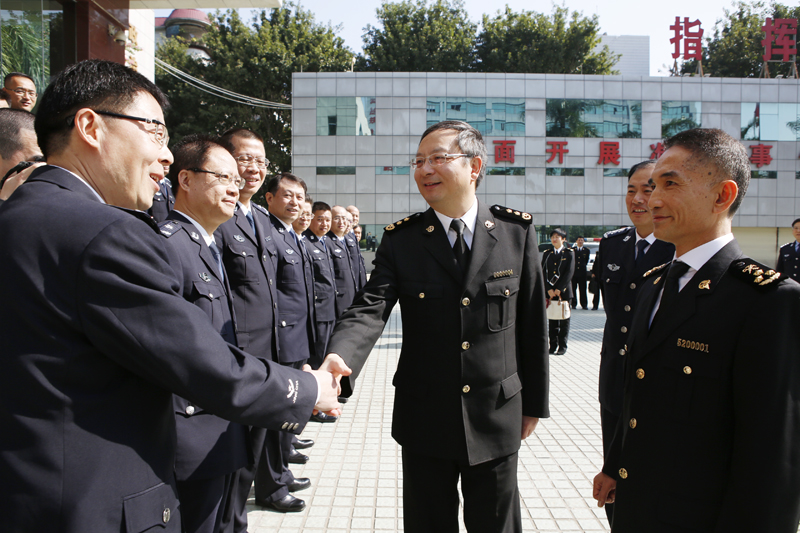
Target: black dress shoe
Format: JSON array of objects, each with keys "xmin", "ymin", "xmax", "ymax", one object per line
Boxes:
[
  {"xmin": 294, "ymin": 438, "xmax": 314, "ymax": 449},
  {"xmin": 555, "ymin": 348, "xmax": 567, "ymax": 355},
  {"xmin": 257, "ymin": 494, "xmax": 305, "ymax": 513},
  {"xmin": 338, "ymin": 396, "xmax": 348, "ymax": 403},
  {"xmin": 287, "ymin": 449, "xmax": 309, "ymax": 464},
  {"xmin": 288, "ymin": 477, "xmax": 311, "ymax": 492},
  {"xmin": 310, "ymin": 412, "xmax": 338, "ymax": 423},
  {"xmin": 549, "ymin": 347, "xmax": 556, "ymax": 354},
  {"xmin": 592, "ymin": 307, "xmax": 599, "ymax": 310}
]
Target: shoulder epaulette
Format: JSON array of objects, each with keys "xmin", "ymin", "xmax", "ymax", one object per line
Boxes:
[
  {"xmin": 780, "ymin": 242, "xmax": 795, "ymax": 249},
  {"xmin": 158, "ymin": 220, "xmax": 180, "ymax": 238},
  {"xmin": 603, "ymin": 227, "xmax": 632, "ymax": 239},
  {"xmin": 729, "ymin": 258, "xmax": 783, "ymax": 291},
  {"xmin": 112, "ymin": 206, "xmax": 160, "ymax": 233},
  {"xmin": 491, "ymin": 205, "xmax": 532, "ymax": 224},
  {"xmin": 643, "ymin": 262, "xmax": 669, "ymax": 278},
  {"xmin": 253, "ymin": 204, "xmax": 269, "ymax": 215},
  {"xmin": 385, "ymin": 212, "xmax": 423, "ymax": 232}
]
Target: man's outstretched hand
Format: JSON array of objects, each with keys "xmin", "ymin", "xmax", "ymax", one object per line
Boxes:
[{"xmin": 303, "ymin": 353, "xmax": 352, "ymax": 416}]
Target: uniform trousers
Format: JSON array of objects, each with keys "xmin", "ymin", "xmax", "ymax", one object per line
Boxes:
[
  {"xmin": 177, "ymin": 472, "xmax": 236, "ymax": 533},
  {"xmin": 311, "ymin": 320, "xmax": 334, "ymax": 369},
  {"xmin": 548, "ymin": 318, "xmax": 570, "ymax": 351},
  {"xmin": 571, "ymin": 276, "xmax": 588, "ymax": 309},
  {"xmin": 402, "ymin": 447, "xmax": 521, "ymax": 533},
  {"xmin": 600, "ymin": 407, "xmax": 619, "ymax": 524}
]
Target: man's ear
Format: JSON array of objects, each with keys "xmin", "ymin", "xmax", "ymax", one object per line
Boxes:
[
  {"xmin": 713, "ymin": 179, "xmax": 738, "ymax": 215},
  {"xmin": 72, "ymin": 108, "xmax": 102, "ymax": 150},
  {"xmin": 178, "ymin": 169, "xmax": 192, "ymax": 193},
  {"xmin": 470, "ymin": 155, "xmax": 483, "ymax": 181}
]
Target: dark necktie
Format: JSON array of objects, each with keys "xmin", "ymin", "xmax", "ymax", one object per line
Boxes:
[
  {"xmin": 795, "ymin": 242, "xmax": 799, "ymax": 254},
  {"xmin": 245, "ymin": 210, "xmax": 256, "ymax": 237},
  {"xmin": 209, "ymin": 241, "xmax": 225, "ymax": 282},
  {"xmin": 635, "ymin": 239, "xmax": 649, "ymax": 267},
  {"xmin": 652, "ymin": 261, "xmax": 690, "ymax": 326},
  {"xmin": 450, "ymin": 219, "xmax": 469, "ymax": 271}
]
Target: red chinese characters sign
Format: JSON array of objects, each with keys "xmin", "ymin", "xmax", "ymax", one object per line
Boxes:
[
  {"xmin": 749, "ymin": 144, "xmax": 773, "ymax": 168},
  {"xmin": 546, "ymin": 141, "xmax": 569, "ymax": 164},
  {"xmin": 598, "ymin": 142, "xmax": 620, "ymax": 165},
  {"xmin": 670, "ymin": 17, "xmax": 704, "ymax": 61},
  {"xmin": 650, "ymin": 142, "xmax": 666, "ymax": 159},
  {"xmin": 762, "ymin": 18, "xmax": 798, "ymax": 62},
  {"xmin": 493, "ymin": 140, "xmax": 516, "ymax": 164}
]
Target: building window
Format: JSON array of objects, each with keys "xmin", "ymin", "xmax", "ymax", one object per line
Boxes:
[
  {"xmin": 662, "ymin": 101, "xmax": 701, "ymax": 138},
  {"xmin": 603, "ymin": 168, "xmax": 629, "ymax": 177},
  {"xmin": 545, "ymin": 168, "xmax": 585, "ymax": 176},
  {"xmin": 376, "ymin": 166, "xmax": 411, "ymax": 175},
  {"xmin": 546, "ymin": 99, "xmax": 642, "ymax": 138},
  {"xmin": 486, "ymin": 167, "xmax": 525, "ymax": 175},
  {"xmin": 425, "ymin": 97, "xmax": 526, "ymax": 136},
  {"xmin": 751, "ymin": 170, "xmax": 777, "ymax": 179},
  {"xmin": 317, "ymin": 97, "xmax": 375, "ymax": 136},
  {"xmin": 741, "ymin": 103, "xmax": 800, "ymax": 141},
  {"xmin": 317, "ymin": 166, "xmax": 356, "ymax": 175}
]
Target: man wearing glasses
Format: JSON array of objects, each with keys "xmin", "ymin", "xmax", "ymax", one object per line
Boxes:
[
  {"xmin": 320, "ymin": 120, "xmax": 550, "ymax": 532},
  {"xmin": 4, "ymin": 72, "xmax": 37, "ymax": 112},
  {"xmin": 0, "ymin": 60, "xmax": 341, "ymax": 532},
  {"xmin": 158, "ymin": 134, "xmax": 247, "ymax": 533}
]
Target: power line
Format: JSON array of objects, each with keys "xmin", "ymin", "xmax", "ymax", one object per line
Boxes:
[{"xmin": 155, "ymin": 58, "xmax": 292, "ymax": 110}]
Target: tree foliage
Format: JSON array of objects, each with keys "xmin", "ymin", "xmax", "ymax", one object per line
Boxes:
[
  {"xmin": 155, "ymin": 3, "xmax": 354, "ymax": 173},
  {"xmin": 679, "ymin": 1, "xmax": 800, "ymax": 78},
  {"xmin": 358, "ymin": 0, "xmax": 476, "ymax": 71},
  {"xmin": 475, "ymin": 7, "xmax": 618, "ymax": 74}
]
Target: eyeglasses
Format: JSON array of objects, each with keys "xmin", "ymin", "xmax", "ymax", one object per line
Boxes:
[
  {"xmin": 188, "ymin": 168, "xmax": 245, "ymax": 190},
  {"xmin": 235, "ymin": 155, "xmax": 269, "ymax": 169},
  {"xmin": 12, "ymin": 88, "xmax": 37, "ymax": 98},
  {"xmin": 332, "ymin": 216, "xmax": 349, "ymax": 222},
  {"xmin": 94, "ymin": 110, "xmax": 169, "ymax": 147},
  {"xmin": 410, "ymin": 153, "xmax": 471, "ymax": 169}
]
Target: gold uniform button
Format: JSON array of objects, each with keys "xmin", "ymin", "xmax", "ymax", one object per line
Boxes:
[
  {"xmin": 163, "ymin": 508, "xmax": 171, "ymax": 524},
  {"xmin": 619, "ymin": 468, "xmax": 628, "ymax": 479},
  {"xmin": 636, "ymin": 368, "xmax": 645, "ymax": 379},
  {"xmin": 621, "ymin": 326, "xmax": 628, "ymax": 333},
  {"xmin": 419, "ymin": 293, "xmax": 425, "ymax": 299},
  {"xmin": 462, "ymin": 297, "xmax": 471, "ymax": 306},
  {"xmin": 629, "ymin": 418, "xmax": 637, "ymax": 429},
  {"xmin": 461, "ymin": 341, "xmax": 470, "ymax": 350},
  {"xmin": 630, "ymin": 282, "xmax": 636, "ymax": 289},
  {"xmin": 208, "ymin": 293, "xmax": 214, "ymax": 298},
  {"xmin": 624, "ymin": 305, "xmax": 631, "ymax": 312},
  {"xmin": 462, "ymin": 385, "xmax": 470, "ymax": 393},
  {"xmin": 504, "ymin": 289, "xmax": 510, "ymax": 296},
  {"xmin": 683, "ymin": 366, "xmax": 692, "ymax": 375}
]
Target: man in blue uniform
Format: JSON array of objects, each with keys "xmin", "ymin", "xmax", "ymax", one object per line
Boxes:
[
  {"xmin": 776, "ymin": 217, "xmax": 800, "ymax": 282},
  {"xmin": 158, "ymin": 135, "xmax": 247, "ymax": 533},
  {"xmin": 305, "ymin": 200, "xmax": 338, "ymax": 369},
  {"xmin": 570, "ymin": 236, "xmax": 590, "ymax": 309},
  {"xmin": 328, "ymin": 205, "xmax": 358, "ymax": 319},
  {"xmin": 0, "ymin": 59, "xmax": 341, "ymax": 533},
  {"xmin": 594, "ymin": 129, "xmax": 800, "ymax": 532}
]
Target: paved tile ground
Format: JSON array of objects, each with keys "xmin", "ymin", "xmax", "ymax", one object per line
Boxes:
[{"xmin": 247, "ymin": 305, "xmax": 611, "ymax": 532}]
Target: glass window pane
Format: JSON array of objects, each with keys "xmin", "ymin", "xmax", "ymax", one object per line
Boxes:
[{"xmin": 662, "ymin": 101, "xmax": 701, "ymax": 138}]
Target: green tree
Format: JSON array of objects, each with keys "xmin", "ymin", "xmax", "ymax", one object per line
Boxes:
[
  {"xmin": 357, "ymin": 0, "xmax": 476, "ymax": 71},
  {"xmin": 679, "ymin": 1, "xmax": 800, "ymax": 78},
  {"xmin": 1, "ymin": 9, "xmax": 55, "ymax": 90},
  {"xmin": 155, "ymin": 4, "xmax": 354, "ymax": 174},
  {"xmin": 475, "ymin": 6, "xmax": 618, "ymax": 74}
]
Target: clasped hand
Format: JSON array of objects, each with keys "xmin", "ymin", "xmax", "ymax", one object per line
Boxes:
[{"xmin": 303, "ymin": 353, "xmax": 352, "ymax": 417}]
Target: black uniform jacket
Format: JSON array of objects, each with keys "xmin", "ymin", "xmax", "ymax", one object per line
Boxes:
[
  {"xmin": 268, "ymin": 212, "xmax": 316, "ymax": 363},
  {"xmin": 215, "ymin": 204, "xmax": 280, "ymax": 361},
  {"xmin": 346, "ymin": 231, "xmax": 367, "ymax": 290},
  {"xmin": 0, "ymin": 166, "xmax": 316, "ymax": 533},
  {"xmin": 303, "ymin": 231, "xmax": 338, "ymax": 323},
  {"xmin": 776, "ymin": 241, "xmax": 800, "ymax": 282},
  {"xmin": 571, "ymin": 246, "xmax": 591, "ymax": 280},
  {"xmin": 596, "ymin": 227, "xmax": 674, "ymax": 415},
  {"xmin": 327, "ymin": 232, "xmax": 358, "ymax": 317},
  {"xmin": 326, "ymin": 202, "xmax": 550, "ymax": 466},
  {"xmin": 603, "ymin": 240, "xmax": 800, "ymax": 533},
  {"xmin": 159, "ymin": 212, "xmax": 248, "ymax": 481},
  {"xmin": 541, "ymin": 246, "xmax": 575, "ymax": 301},
  {"xmin": 148, "ymin": 177, "xmax": 175, "ymax": 223}
]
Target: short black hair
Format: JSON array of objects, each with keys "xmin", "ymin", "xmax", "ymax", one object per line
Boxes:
[
  {"xmin": 575, "ymin": 236, "xmax": 585, "ymax": 241},
  {"xmin": 419, "ymin": 120, "xmax": 488, "ymax": 188},
  {"xmin": 628, "ymin": 159, "xmax": 656, "ymax": 180},
  {"xmin": 663, "ymin": 128, "xmax": 750, "ymax": 217},
  {"xmin": 550, "ymin": 228, "xmax": 566, "ymax": 239},
  {"xmin": 792, "ymin": 218, "xmax": 800, "ymax": 228},
  {"xmin": 167, "ymin": 134, "xmax": 225, "ymax": 197},
  {"xmin": 0, "ymin": 90, "xmax": 9, "ymax": 103},
  {"xmin": 0, "ymin": 109, "xmax": 36, "ymax": 160},
  {"xmin": 34, "ymin": 60, "xmax": 169, "ymax": 158},
  {"xmin": 312, "ymin": 201, "xmax": 331, "ymax": 213},
  {"xmin": 266, "ymin": 172, "xmax": 307, "ymax": 196},
  {"xmin": 219, "ymin": 127, "xmax": 264, "ymax": 154},
  {"xmin": 4, "ymin": 72, "xmax": 35, "ymax": 86}
]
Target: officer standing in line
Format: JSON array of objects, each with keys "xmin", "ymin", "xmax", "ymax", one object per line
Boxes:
[
  {"xmin": 346, "ymin": 204, "xmax": 367, "ymax": 290},
  {"xmin": 158, "ymin": 135, "xmax": 247, "ymax": 533},
  {"xmin": 776, "ymin": 217, "xmax": 800, "ymax": 282},
  {"xmin": 328, "ymin": 205, "xmax": 358, "ymax": 319},
  {"xmin": 215, "ymin": 129, "xmax": 313, "ymax": 524},
  {"xmin": 304, "ymin": 200, "xmax": 338, "ymax": 369},
  {"xmin": 541, "ymin": 228, "xmax": 574, "ymax": 355},
  {"xmin": 571, "ymin": 236, "xmax": 590, "ymax": 309},
  {"xmin": 593, "ymin": 160, "xmax": 674, "ymax": 524}
]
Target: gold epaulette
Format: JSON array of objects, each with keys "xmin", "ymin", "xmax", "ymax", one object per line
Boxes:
[
  {"xmin": 385, "ymin": 212, "xmax": 423, "ymax": 232},
  {"xmin": 491, "ymin": 205, "xmax": 532, "ymax": 224},
  {"xmin": 730, "ymin": 258, "xmax": 783, "ymax": 290},
  {"xmin": 643, "ymin": 262, "xmax": 669, "ymax": 278}
]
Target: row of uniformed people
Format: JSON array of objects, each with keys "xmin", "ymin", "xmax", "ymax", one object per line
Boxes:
[{"xmin": 150, "ymin": 128, "xmax": 366, "ymax": 531}]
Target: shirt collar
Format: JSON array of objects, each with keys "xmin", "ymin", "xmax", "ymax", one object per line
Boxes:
[
  {"xmin": 675, "ymin": 233, "xmax": 735, "ymax": 272},
  {"xmin": 635, "ymin": 231, "xmax": 656, "ymax": 246},
  {"xmin": 173, "ymin": 210, "xmax": 216, "ymax": 247},
  {"xmin": 50, "ymin": 165, "xmax": 106, "ymax": 204},
  {"xmin": 269, "ymin": 211, "xmax": 295, "ymax": 233},
  {"xmin": 433, "ymin": 198, "xmax": 478, "ymax": 236},
  {"xmin": 238, "ymin": 201, "xmax": 251, "ymax": 217}
]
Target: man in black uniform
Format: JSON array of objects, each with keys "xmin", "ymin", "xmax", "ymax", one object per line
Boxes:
[
  {"xmin": 346, "ymin": 204, "xmax": 367, "ymax": 289},
  {"xmin": 541, "ymin": 228, "xmax": 574, "ymax": 355},
  {"xmin": 328, "ymin": 205, "xmax": 358, "ymax": 318},
  {"xmin": 776, "ymin": 217, "xmax": 800, "ymax": 282},
  {"xmin": 158, "ymin": 135, "xmax": 247, "ymax": 533},
  {"xmin": 319, "ymin": 120, "xmax": 549, "ymax": 532},
  {"xmin": 571, "ymin": 236, "xmax": 590, "ymax": 309},
  {"xmin": 594, "ymin": 128, "xmax": 800, "ymax": 532},
  {"xmin": 305, "ymin": 200, "xmax": 338, "ymax": 369},
  {"xmin": 0, "ymin": 59, "xmax": 340, "ymax": 533},
  {"xmin": 593, "ymin": 160, "xmax": 674, "ymax": 524}
]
